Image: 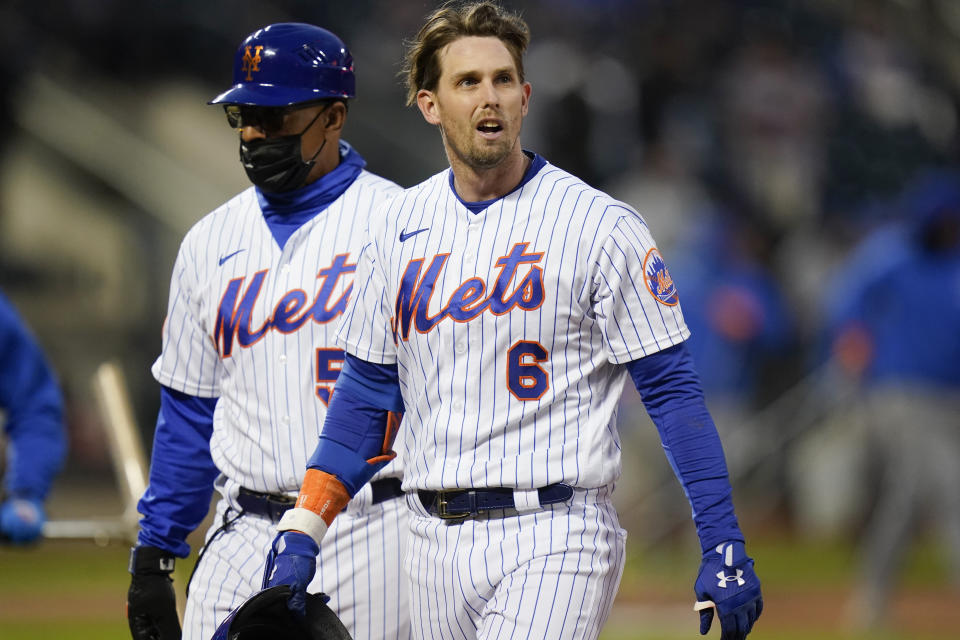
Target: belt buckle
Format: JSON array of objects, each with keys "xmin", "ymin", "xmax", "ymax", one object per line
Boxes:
[{"xmin": 436, "ymin": 491, "xmax": 470, "ymax": 520}]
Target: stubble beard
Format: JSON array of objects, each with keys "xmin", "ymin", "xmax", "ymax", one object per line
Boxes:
[{"xmin": 442, "ymin": 123, "xmax": 514, "ymax": 172}]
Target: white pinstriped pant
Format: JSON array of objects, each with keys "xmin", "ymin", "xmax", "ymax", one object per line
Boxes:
[
  {"xmin": 403, "ymin": 486, "xmax": 626, "ymax": 640},
  {"xmin": 183, "ymin": 484, "xmax": 410, "ymax": 640}
]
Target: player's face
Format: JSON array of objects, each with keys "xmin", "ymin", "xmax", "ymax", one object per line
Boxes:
[{"xmin": 418, "ymin": 36, "xmax": 531, "ymax": 172}]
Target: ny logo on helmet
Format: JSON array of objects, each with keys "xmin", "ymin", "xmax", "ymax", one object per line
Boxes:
[{"xmin": 242, "ymin": 45, "xmax": 264, "ymax": 81}]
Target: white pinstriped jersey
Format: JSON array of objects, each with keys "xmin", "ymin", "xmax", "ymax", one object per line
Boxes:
[
  {"xmin": 338, "ymin": 158, "xmax": 689, "ymax": 491},
  {"xmin": 152, "ymin": 170, "xmax": 403, "ymax": 495}
]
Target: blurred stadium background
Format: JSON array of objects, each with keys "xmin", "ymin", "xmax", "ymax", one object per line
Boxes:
[{"xmin": 2, "ymin": 0, "xmax": 960, "ymax": 638}]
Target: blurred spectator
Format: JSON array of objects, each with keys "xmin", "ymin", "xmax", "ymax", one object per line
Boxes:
[
  {"xmin": 669, "ymin": 210, "xmax": 796, "ymax": 478},
  {"xmin": 0, "ymin": 289, "xmax": 67, "ymax": 543},
  {"xmin": 672, "ymin": 212, "xmax": 795, "ymax": 403},
  {"xmin": 823, "ymin": 168, "xmax": 960, "ymax": 629}
]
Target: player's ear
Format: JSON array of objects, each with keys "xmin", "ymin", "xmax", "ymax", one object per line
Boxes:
[
  {"xmin": 323, "ymin": 101, "xmax": 347, "ymax": 133},
  {"xmin": 417, "ymin": 89, "xmax": 441, "ymax": 126},
  {"xmin": 521, "ymin": 82, "xmax": 531, "ymax": 117}
]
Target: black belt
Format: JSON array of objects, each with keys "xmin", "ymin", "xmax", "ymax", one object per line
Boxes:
[
  {"xmin": 418, "ymin": 483, "xmax": 574, "ymax": 520},
  {"xmin": 238, "ymin": 478, "xmax": 404, "ymax": 523}
]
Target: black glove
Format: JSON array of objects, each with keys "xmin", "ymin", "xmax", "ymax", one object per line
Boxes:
[{"xmin": 127, "ymin": 545, "xmax": 182, "ymax": 640}]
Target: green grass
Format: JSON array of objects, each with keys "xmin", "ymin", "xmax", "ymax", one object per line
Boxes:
[
  {"xmin": 0, "ymin": 622, "xmax": 127, "ymax": 640},
  {"xmin": 0, "ymin": 535, "xmax": 955, "ymax": 640}
]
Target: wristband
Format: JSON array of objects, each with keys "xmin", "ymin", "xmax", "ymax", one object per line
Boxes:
[
  {"xmin": 277, "ymin": 507, "xmax": 329, "ymax": 547},
  {"xmin": 128, "ymin": 546, "xmax": 176, "ymax": 575}
]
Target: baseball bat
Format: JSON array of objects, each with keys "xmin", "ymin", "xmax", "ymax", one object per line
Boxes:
[
  {"xmin": 91, "ymin": 360, "xmax": 149, "ymax": 518},
  {"xmin": 41, "ymin": 360, "xmax": 147, "ymax": 544}
]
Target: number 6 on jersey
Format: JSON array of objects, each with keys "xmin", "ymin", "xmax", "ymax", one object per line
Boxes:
[{"xmin": 507, "ymin": 340, "xmax": 549, "ymax": 400}]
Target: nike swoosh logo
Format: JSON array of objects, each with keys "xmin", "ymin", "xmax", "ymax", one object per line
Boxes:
[
  {"xmin": 218, "ymin": 249, "xmax": 245, "ymax": 266},
  {"xmin": 399, "ymin": 228, "xmax": 429, "ymax": 242}
]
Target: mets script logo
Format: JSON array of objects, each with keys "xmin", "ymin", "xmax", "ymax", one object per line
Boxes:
[
  {"xmin": 213, "ymin": 254, "xmax": 355, "ymax": 357},
  {"xmin": 391, "ymin": 242, "xmax": 545, "ymax": 342},
  {"xmin": 242, "ymin": 45, "xmax": 264, "ymax": 81},
  {"xmin": 643, "ymin": 248, "xmax": 679, "ymax": 306}
]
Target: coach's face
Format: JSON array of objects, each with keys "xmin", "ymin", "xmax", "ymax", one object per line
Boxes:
[
  {"xmin": 239, "ymin": 101, "xmax": 345, "ymax": 185},
  {"xmin": 417, "ymin": 36, "xmax": 531, "ymax": 172}
]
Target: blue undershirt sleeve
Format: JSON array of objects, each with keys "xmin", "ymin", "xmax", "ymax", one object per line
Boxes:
[
  {"xmin": 335, "ymin": 354, "xmax": 404, "ymax": 413},
  {"xmin": 627, "ymin": 342, "xmax": 744, "ymax": 552},
  {"xmin": 306, "ymin": 354, "xmax": 402, "ymax": 495},
  {"xmin": 0, "ymin": 293, "xmax": 66, "ymax": 500},
  {"xmin": 136, "ymin": 386, "xmax": 219, "ymax": 557}
]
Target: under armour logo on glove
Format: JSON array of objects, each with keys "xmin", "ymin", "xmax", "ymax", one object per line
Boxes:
[
  {"xmin": 716, "ymin": 569, "xmax": 745, "ymax": 588},
  {"xmin": 694, "ymin": 541, "xmax": 763, "ymax": 639}
]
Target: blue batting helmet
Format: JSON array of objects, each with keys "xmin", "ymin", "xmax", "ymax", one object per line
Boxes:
[{"xmin": 209, "ymin": 23, "xmax": 355, "ymax": 107}]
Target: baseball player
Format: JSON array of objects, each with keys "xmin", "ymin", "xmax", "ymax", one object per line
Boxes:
[
  {"xmin": 824, "ymin": 169, "xmax": 960, "ymax": 629},
  {"xmin": 125, "ymin": 23, "xmax": 409, "ymax": 640},
  {"xmin": 264, "ymin": 3, "xmax": 762, "ymax": 639},
  {"xmin": 0, "ymin": 288, "xmax": 67, "ymax": 544}
]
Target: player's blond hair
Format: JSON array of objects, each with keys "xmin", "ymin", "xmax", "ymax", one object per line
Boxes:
[{"xmin": 402, "ymin": 1, "xmax": 530, "ymax": 106}]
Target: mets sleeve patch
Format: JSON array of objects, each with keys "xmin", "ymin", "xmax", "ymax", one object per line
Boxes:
[{"xmin": 643, "ymin": 247, "xmax": 680, "ymax": 306}]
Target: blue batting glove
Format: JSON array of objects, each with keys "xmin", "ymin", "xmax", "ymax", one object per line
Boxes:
[
  {"xmin": 694, "ymin": 541, "xmax": 763, "ymax": 640},
  {"xmin": 262, "ymin": 531, "xmax": 320, "ymax": 617},
  {"xmin": 0, "ymin": 497, "xmax": 45, "ymax": 543}
]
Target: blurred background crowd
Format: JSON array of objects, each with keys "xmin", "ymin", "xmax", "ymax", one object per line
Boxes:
[{"xmin": 1, "ymin": 0, "xmax": 959, "ymax": 632}]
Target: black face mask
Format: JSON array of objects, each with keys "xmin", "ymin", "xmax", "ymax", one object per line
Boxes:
[{"xmin": 239, "ymin": 108, "xmax": 327, "ymax": 193}]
